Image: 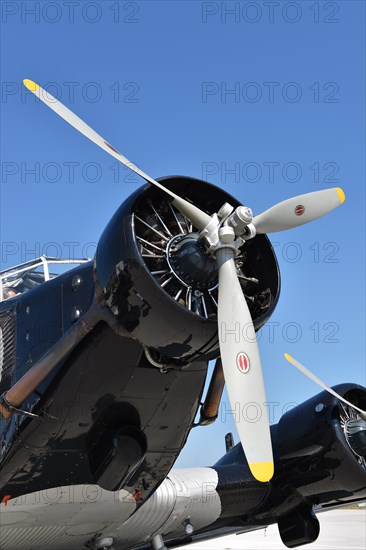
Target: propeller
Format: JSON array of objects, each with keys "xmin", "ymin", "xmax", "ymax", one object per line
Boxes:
[
  {"xmin": 217, "ymin": 248, "xmax": 273, "ymax": 481},
  {"xmin": 22, "ymin": 80, "xmax": 211, "ymax": 231},
  {"xmin": 284, "ymin": 353, "xmax": 366, "ymax": 421},
  {"xmin": 23, "ymin": 78, "xmax": 346, "ymax": 483},
  {"xmin": 253, "ymin": 188, "xmax": 345, "ymax": 234}
]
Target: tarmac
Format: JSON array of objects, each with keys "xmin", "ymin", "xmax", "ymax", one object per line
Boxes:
[{"xmin": 178, "ymin": 510, "xmax": 366, "ymax": 550}]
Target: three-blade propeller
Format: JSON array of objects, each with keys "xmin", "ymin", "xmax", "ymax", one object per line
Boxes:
[{"xmin": 23, "ymin": 78, "xmax": 346, "ymax": 482}]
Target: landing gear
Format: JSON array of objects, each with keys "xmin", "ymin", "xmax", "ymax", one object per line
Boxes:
[
  {"xmin": 91, "ymin": 536, "xmax": 114, "ymax": 550},
  {"xmin": 151, "ymin": 534, "xmax": 168, "ymax": 550}
]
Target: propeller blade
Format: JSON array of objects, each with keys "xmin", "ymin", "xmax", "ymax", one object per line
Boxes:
[
  {"xmin": 284, "ymin": 353, "xmax": 366, "ymax": 420},
  {"xmin": 216, "ymin": 248, "xmax": 274, "ymax": 482},
  {"xmin": 22, "ymin": 79, "xmax": 211, "ymax": 231},
  {"xmin": 253, "ymin": 188, "xmax": 345, "ymax": 234}
]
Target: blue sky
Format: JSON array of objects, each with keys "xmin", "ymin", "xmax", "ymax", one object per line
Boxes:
[{"xmin": 0, "ymin": 1, "xmax": 365, "ymax": 467}]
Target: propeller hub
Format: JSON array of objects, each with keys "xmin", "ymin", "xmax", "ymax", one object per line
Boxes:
[{"xmin": 167, "ymin": 234, "xmax": 218, "ymax": 290}]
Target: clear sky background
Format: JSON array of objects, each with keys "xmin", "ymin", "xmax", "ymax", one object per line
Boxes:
[{"xmin": 0, "ymin": 1, "xmax": 365, "ymax": 467}]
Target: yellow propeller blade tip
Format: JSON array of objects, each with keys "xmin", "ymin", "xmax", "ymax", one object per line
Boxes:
[
  {"xmin": 23, "ymin": 79, "xmax": 39, "ymax": 92},
  {"xmin": 284, "ymin": 353, "xmax": 294, "ymax": 364},
  {"xmin": 249, "ymin": 462, "xmax": 274, "ymax": 482},
  {"xmin": 336, "ymin": 187, "xmax": 345, "ymax": 204}
]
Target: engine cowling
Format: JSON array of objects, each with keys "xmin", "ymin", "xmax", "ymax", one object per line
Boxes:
[
  {"xmin": 272, "ymin": 383, "xmax": 366, "ymax": 546},
  {"xmin": 276, "ymin": 383, "xmax": 366, "ymax": 505},
  {"xmin": 95, "ymin": 176, "xmax": 280, "ymax": 363}
]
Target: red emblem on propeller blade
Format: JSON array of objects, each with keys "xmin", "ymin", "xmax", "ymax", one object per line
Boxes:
[
  {"xmin": 294, "ymin": 204, "xmax": 305, "ymax": 216},
  {"xmin": 236, "ymin": 352, "xmax": 250, "ymax": 374},
  {"xmin": 104, "ymin": 141, "xmax": 121, "ymax": 155}
]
